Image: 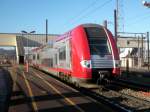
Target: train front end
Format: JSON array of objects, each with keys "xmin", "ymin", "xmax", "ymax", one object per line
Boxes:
[
  {"xmin": 83, "ymin": 24, "xmax": 120, "ymax": 80},
  {"xmin": 72, "ymin": 24, "xmax": 120, "ymax": 84}
]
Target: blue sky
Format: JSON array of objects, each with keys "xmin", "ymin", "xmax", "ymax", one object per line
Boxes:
[{"xmin": 0, "ymin": 0, "xmax": 150, "ymax": 35}]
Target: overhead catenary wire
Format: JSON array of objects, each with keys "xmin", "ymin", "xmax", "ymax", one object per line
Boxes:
[
  {"xmin": 66, "ymin": 0, "xmax": 100, "ymax": 25},
  {"xmin": 63, "ymin": 0, "xmax": 112, "ymax": 29},
  {"xmin": 71, "ymin": 0, "xmax": 112, "ymax": 25}
]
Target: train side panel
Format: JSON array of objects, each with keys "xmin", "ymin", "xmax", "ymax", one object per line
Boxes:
[{"xmin": 71, "ymin": 26, "xmax": 92, "ymax": 83}]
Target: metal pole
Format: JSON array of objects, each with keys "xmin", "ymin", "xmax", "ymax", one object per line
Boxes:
[
  {"xmin": 46, "ymin": 19, "xmax": 48, "ymax": 43},
  {"xmin": 27, "ymin": 34, "xmax": 28, "ymax": 59},
  {"xmin": 147, "ymin": 32, "xmax": 149, "ymax": 70},
  {"xmin": 126, "ymin": 50, "xmax": 129, "ymax": 76},
  {"xmin": 141, "ymin": 34, "xmax": 144, "ymax": 66},
  {"xmin": 114, "ymin": 9, "xmax": 117, "ymax": 42},
  {"xmin": 116, "ymin": 0, "xmax": 119, "ymax": 34},
  {"xmin": 26, "ymin": 33, "xmax": 29, "ymax": 72},
  {"xmin": 138, "ymin": 36, "xmax": 140, "ymax": 68}
]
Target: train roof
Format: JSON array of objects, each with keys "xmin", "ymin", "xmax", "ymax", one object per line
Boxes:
[
  {"xmin": 82, "ymin": 23, "xmax": 103, "ymax": 28},
  {"xmin": 55, "ymin": 23, "xmax": 104, "ymax": 42},
  {"xmin": 31, "ymin": 23, "xmax": 105, "ymax": 51}
]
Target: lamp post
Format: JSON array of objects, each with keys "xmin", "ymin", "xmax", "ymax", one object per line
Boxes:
[
  {"xmin": 21, "ymin": 30, "xmax": 35, "ymax": 72},
  {"xmin": 142, "ymin": 1, "xmax": 150, "ymax": 70}
]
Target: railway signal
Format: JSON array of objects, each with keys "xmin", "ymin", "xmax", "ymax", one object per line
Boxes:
[{"xmin": 142, "ymin": 0, "xmax": 150, "ymax": 8}]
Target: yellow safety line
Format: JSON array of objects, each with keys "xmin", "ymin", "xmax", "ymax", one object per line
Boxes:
[
  {"xmin": 33, "ymin": 71, "xmax": 85, "ymax": 112},
  {"xmin": 22, "ymin": 72, "xmax": 38, "ymax": 111},
  {"xmin": 9, "ymin": 68, "xmax": 17, "ymax": 90}
]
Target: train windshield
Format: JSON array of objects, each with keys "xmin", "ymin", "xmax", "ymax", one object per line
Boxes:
[{"xmin": 85, "ymin": 27, "xmax": 111, "ymax": 55}]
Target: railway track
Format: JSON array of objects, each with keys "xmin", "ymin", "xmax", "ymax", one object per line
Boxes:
[
  {"xmin": 112, "ymin": 78, "xmax": 150, "ymax": 92},
  {"xmin": 14, "ymin": 66, "xmax": 116, "ymax": 112},
  {"xmin": 79, "ymin": 87, "xmax": 131, "ymax": 112},
  {"xmin": 90, "ymin": 77, "xmax": 150, "ymax": 111},
  {"xmin": 29, "ymin": 67, "xmax": 150, "ymax": 112},
  {"xmin": 29, "ymin": 68, "xmax": 128, "ymax": 112},
  {"xmin": 78, "ymin": 77, "xmax": 150, "ymax": 112},
  {"xmin": 91, "ymin": 84, "xmax": 150, "ymax": 111}
]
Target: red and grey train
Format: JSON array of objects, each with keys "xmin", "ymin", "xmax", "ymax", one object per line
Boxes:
[{"xmin": 30, "ymin": 23, "xmax": 120, "ymax": 86}]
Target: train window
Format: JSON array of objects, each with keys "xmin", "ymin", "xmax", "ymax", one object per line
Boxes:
[
  {"xmin": 49, "ymin": 58, "xmax": 53, "ymax": 67},
  {"xmin": 33, "ymin": 54, "xmax": 36, "ymax": 60},
  {"xmin": 55, "ymin": 54, "xmax": 57, "ymax": 65},
  {"xmin": 90, "ymin": 44, "xmax": 111, "ymax": 55},
  {"xmin": 89, "ymin": 39, "xmax": 111, "ymax": 55},
  {"xmin": 85, "ymin": 27, "xmax": 111, "ymax": 55},
  {"xmin": 59, "ymin": 47, "xmax": 66, "ymax": 60},
  {"xmin": 37, "ymin": 54, "xmax": 40, "ymax": 60},
  {"xmin": 42, "ymin": 58, "xmax": 53, "ymax": 67},
  {"xmin": 85, "ymin": 27, "xmax": 106, "ymax": 37},
  {"xmin": 89, "ymin": 38, "xmax": 107, "ymax": 45}
]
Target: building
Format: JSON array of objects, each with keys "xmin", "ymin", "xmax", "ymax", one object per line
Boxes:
[
  {"xmin": 0, "ymin": 33, "xmax": 58, "ymax": 64},
  {"xmin": 117, "ymin": 34, "xmax": 148, "ymax": 68}
]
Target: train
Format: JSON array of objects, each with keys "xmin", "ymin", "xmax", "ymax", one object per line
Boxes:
[{"xmin": 29, "ymin": 23, "xmax": 120, "ymax": 87}]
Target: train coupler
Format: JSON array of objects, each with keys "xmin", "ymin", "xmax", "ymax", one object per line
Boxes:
[
  {"xmin": 97, "ymin": 71, "xmax": 109, "ymax": 85},
  {"xmin": 96, "ymin": 71, "xmax": 109, "ymax": 92}
]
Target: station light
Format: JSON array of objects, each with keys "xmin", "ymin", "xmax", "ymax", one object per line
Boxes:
[
  {"xmin": 21, "ymin": 30, "xmax": 36, "ymax": 72},
  {"xmin": 30, "ymin": 31, "xmax": 36, "ymax": 34},
  {"xmin": 21, "ymin": 30, "xmax": 35, "ymax": 34},
  {"xmin": 21, "ymin": 30, "xmax": 27, "ymax": 34}
]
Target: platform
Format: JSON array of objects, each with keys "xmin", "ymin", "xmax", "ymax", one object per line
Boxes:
[
  {"xmin": 8, "ymin": 66, "xmax": 114, "ymax": 112},
  {"xmin": 0, "ymin": 68, "xmax": 13, "ymax": 112}
]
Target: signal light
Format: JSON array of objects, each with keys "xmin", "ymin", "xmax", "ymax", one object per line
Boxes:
[{"xmin": 142, "ymin": 0, "xmax": 150, "ymax": 8}]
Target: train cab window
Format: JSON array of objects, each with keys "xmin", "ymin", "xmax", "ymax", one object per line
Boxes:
[
  {"xmin": 59, "ymin": 47, "xmax": 66, "ymax": 60},
  {"xmin": 85, "ymin": 27, "xmax": 111, "ymax": 55}
]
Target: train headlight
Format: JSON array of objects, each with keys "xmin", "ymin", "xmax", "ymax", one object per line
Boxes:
[{"xmin": 80, "ymin": 60, "xmax": 91, "ymax": 68}]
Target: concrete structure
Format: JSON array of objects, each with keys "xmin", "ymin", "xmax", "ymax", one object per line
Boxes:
[
  {"xmin": 0, "ymin": 33, "xmax": 58, "ymax": 64},
  {"xmin": 117, "ymin": 37, "xmax": 146, "ymax": 48},
  {"xmin": 0, "ymin": 34, "xmax": 20, "ymax": 63}
]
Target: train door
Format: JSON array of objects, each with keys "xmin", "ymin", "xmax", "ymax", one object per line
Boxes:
[
  {"xmin": 53, "ymin": 53, "xmax": 58, "ymax": 67},
  {"xmin": 58, "ymin": 46, "xmax": 66, "ymax": 68},
  {"xmin": 66, "ymin": 39, "xmax": 71, "ymax": 70}
]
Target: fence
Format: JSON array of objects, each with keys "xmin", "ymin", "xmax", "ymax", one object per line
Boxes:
[{"xmin": 118, "ymin": 32, "xmax": 150, "ymax": 71}]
